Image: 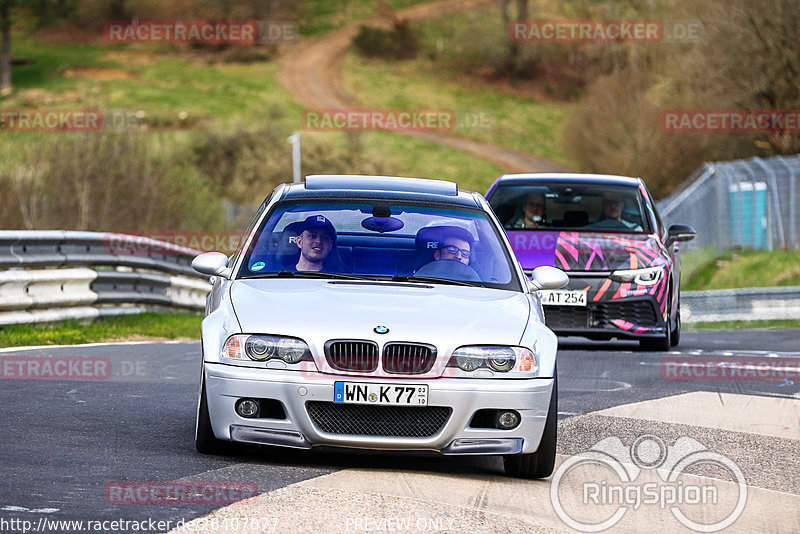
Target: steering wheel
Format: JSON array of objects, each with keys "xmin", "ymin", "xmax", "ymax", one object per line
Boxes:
[
  {"xmin": 414, "ymin": 259, "xmax": 481, "ymax": 282},
  {"xmin": 588, "ymin": 219, "xmax": 631, "ymax": 230}
]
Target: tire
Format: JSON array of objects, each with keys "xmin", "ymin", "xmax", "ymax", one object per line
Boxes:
[
  {"xmin": 196, "ymin": 379, "xmax": 229, "ymax": 454},
  {"xmin": 639, "ymin": 328, "xmax": 670, "ymax": 351},
  {"xmin": 670, "ymin": 307, "xmax": 681, "ymax": 347},
  {"xmin": 639, "ymin": 293, "xmax": 672, "ymax": 351},
  {"xmin": 639, "ymin": 310, "xmax": 671, "ymax": 351},
  {"xmin": 503, "ymin": 374, "xmax": 557, "ymax": 479}
]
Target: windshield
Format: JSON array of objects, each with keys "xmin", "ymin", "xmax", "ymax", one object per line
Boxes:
[
  {"xmin": 489, "ymin": 183, "xmax": 651, "ymax": 233},
  {"xmin": 237, "ymin": 201, "xmax": 520, "ymax": 290}
]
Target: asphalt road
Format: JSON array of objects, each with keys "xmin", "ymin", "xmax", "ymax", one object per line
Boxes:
[{"xmin": 1, "ymin": 330, "xmax": 798, "ymax": 533}]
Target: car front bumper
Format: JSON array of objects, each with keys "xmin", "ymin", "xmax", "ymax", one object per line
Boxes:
[
  {"xmin": 204, "ymin": 363, "xmax": 554, "ymax": 455},
  {"xmin": 543, "ymin": 295, "xmax": 667, "ymax": 340}
]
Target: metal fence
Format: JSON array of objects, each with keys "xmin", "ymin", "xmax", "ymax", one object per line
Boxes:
[
  {"xmin": 0, "ymin": 231, "xmax": 211, "ymax": 326},
  {"xmin": 657, "ymin": 154, "xmax": 800, "ymax": 252}
]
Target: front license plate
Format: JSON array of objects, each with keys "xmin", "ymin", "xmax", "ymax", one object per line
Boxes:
[
  {"xmin": 540, "ymin": 290, "xmax": 587, "ymax": 306},
  {"xmin": 334, "ymin": 382, "xmax": 428, "ymax": 406}
]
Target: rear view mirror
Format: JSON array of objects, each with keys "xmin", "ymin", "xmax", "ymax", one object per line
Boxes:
[
  {"xmin": 666, "ymin": 224, "xmax": 696, "ymax": 247},
  {"xmin": 192, "ymin": 252, "xmax": 231, "ymax": 277},
  {"xmin": 529, "ymin": 266, "xmax": 569, "ymax": 291}
]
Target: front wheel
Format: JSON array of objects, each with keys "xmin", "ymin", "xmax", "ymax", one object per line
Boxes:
[
  {"xmin": 503, "ymin": 374, "xmax": 557, "ymax": 479},
  {"xmin": 640, "ymin": 302, "xmax": 671, "ymax": 351},
  {"xmin": 670, "ymin": 307, "xmax": 681, "ymax": 347},
  {"xmin": 639, "ymin": 325, "xmax": 671, "ymax": 351}
]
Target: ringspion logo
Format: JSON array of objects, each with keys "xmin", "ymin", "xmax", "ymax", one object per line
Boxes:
[{"xmin": 551, "ymin": 434, "xmax": 747, "ymax": 532}]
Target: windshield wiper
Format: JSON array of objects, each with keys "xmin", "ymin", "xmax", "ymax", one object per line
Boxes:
[
  {"xmin": 391, "ymin": 274, "xmax": 479, "ymax": 287},
  {"xmin": 273, "ymin": 270, "xmax": 374, "ymax": 281}
]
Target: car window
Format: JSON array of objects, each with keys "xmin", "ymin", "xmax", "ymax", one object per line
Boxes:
[
  {"xmin": 238, "ymin": 201, "xmax": 520, "ymax": 290},
  {"xmin": 488, "ymin": 184, "xmax": 651, "ymax": 233}
]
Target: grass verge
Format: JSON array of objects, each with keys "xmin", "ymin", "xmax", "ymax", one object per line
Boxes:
[
  {"xmin": 0, "ymin": 313, "xmax": 202, "ymax": 348},
  {"xmin": 342, "ymin": 51, "xmax": 573, "ymax": 177},
  {"xmin": 683, "ymin": 249, "xmax": 800, "ymax": 291},
  {"xmin": 300, "ymin": 0, "xmax": 429, "ymax": 37},
  {"xmin": 685, "ymin": 319, "xmax": 800, "ymax": 331}
]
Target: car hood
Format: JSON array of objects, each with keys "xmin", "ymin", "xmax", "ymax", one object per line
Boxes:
[
  {"xmin": 230, "ymin": 279, "xmax": 531, "ymax": 352},
  {"xmin": 506, "ymin": 230, "xmax": 667, "ymax": 271}
]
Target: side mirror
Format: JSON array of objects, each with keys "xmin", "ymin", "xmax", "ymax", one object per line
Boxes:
[
  {"xmin": 192, "ymin": 252, "xmax": 231, "ymax": 277},
  {"xmin": 529, "ymin": 266, "xmax": 569, "ymax": 291},
  {"xmin": 666, "ymin": 224, "xmax": 696, "ymax": 247}
]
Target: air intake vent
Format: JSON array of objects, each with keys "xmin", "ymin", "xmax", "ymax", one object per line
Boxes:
[
  {"xmin": 306, "ymin": 402, "xmax": 451, "ymax": 437},
  {"xmin": 383, "ymin": 343, "xmax": 436, "ymax": 374},
  {"xmin": 325, "ymin": 340, "xmax": 379, "ymax": 372}
]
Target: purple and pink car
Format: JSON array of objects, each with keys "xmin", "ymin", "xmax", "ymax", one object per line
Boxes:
[{"xmin": 486, "ymin": 173, "xmax": 695, "ymax": 350}]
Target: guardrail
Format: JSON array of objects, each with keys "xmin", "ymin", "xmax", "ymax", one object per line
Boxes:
[
  {"xmin": 681, "ymin": 286, "xmax": 800, "ymax": 324},
  {"xmin": 0, "ymin": 231, "xmax": 211, "ymax": 326},
  {"xmin": 2, "ymin": 230, "xmax": 798, "ymax": 327}
]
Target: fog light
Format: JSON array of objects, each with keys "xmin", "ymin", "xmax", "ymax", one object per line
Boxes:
[
  {"xmin": 235, "ymin": 398, "xmax": 260, "ymax": 418},
  {"xmin": 497, "ymin": 410, "xmax": 520, "ymax": 430}
]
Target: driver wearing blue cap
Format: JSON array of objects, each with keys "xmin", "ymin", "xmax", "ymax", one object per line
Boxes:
[{"xmin": 295, "ymin": 215, "xmax": 337, "ymax": 271}]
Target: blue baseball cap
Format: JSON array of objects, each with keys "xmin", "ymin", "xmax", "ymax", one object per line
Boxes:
[{"xmin": 298, "ymin": 215, "xmax": 336, "ymax": 240}]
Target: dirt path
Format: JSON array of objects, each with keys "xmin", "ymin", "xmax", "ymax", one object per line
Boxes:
[{"xmin": 278, "ymin": 0, "xmax": 570, "ymax": 174}]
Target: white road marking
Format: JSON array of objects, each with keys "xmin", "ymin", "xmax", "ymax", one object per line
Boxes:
[{"xmin": 1, "ymin": 505, "xmax": 59, "ymax": 513}]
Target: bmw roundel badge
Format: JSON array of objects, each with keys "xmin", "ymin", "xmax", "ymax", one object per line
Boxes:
[{"xmin": 374, "ymin": 325, "xmax": 389, "ymax": 334}]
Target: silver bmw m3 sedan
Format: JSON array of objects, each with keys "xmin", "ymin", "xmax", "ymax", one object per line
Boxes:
[{"xmin": 191, "ymin": 175, "xmax": 568, "ymax": 478}]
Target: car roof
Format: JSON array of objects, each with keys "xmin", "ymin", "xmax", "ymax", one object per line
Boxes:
[
  {"xmin": 486, "ymin": 173, "xmax": 643, "ymax": 195},
  {"xmin": 279, "ymin": 175, "xmax": 482, "ymax": 208}
]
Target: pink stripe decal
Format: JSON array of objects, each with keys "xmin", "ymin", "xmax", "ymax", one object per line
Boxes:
[
  {"xmin": 584, "ymin": 241, "xmax": 605, "ymax": 269},
  {"xmin": 611, "ymin": 319, "xmax": 634, "ymax": 331},
  {"xmin": 561, "ymin": 240, "xmax": 579, "ymax": 262},
  {"xmin": 594, "ymin": 278, "xmax": 612, "ymax": 301},
  {"xmin": 554, "ymin": 249, "xmax": 570, "ymax": 269},
  {"xmin": 613, "ymin": 282, "xmax": 631, "ymax": 299}
]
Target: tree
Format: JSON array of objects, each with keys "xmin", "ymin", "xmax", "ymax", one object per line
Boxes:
[
  {"xmin": 503, "ymin": 0, "xmax": 531, "ymax": 77},
  {"xmin": 676, "ymin": 0, "xmax": 800, "ymax": 154},
  {"xmin": 0, "ymin": 0, "xmax": 11, "ymax": 95}
]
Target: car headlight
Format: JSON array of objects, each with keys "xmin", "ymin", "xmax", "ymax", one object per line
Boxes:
[
  {"xmin": 447, "ymin": 346, "xmax": 538, "ymax": 377},
  {"xmin": 223, "ymin": 334, "xmax": 312, "ymax": 365},
  {"xmin": 611, "ymin": 266, "xmax": 663, "ymax": 286}
]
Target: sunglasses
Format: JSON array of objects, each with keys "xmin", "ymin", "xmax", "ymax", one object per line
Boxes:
[{"xmin": 442, "ymin": 245, "xmax": 471, "ymax": 258}]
